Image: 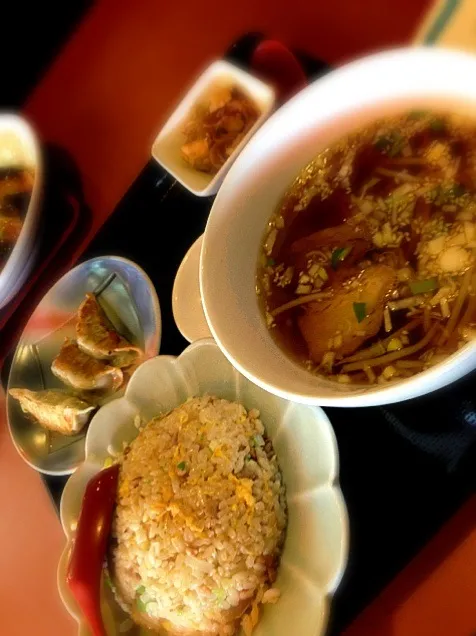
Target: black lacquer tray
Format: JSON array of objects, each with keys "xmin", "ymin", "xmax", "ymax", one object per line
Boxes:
[{"xmin": 7, "ymin": 34, "xmax": 476, "ymax": 635}]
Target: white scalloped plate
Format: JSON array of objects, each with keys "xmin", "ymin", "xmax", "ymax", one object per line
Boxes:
[{"xmin": 58, "ymin": 339, "xmax": 348, "ymax": 636}]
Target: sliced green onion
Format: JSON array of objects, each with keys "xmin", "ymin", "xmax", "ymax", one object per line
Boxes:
[
  {"xmin": 409, "ymin": 278, "xmax": 438, "ymax": 295},
  {"xmin": 430, "ymin": 119, "xmax": 445, "ymax": 133},
  {"xmin": 213, "ymin": 588, "xmax": 227, "ymax": 604},
  {"xmin": 431, "ymin": 183, "xmax": 466, "ymax": 207},
  {"xmin": 353, "ymin": 302, "xmax": 367, "ymax": 323},
  {"xmin": 375, "ymin": 137, "xmax": 388, "ymax": 151},
  {"xmin": 427, "ymin": 185, "xmax": 442, "ymax": 203},
  {"xmin": 331, "ymin": 246, "xmax": 352, "ymax": 269},
  {"xmin": 104, "ymin": 570, "xmax": 113, "ymax": 590},
  {"xmin": 374, "ymin": 132, "xmax": 404, "ymax": 157},
  {"xmin": 388, "ymin": 139, "xmax": 404, "ymax": 158},
  {"xmin": 448, "ymin": 183, "xmax": 466, "ymax": 198},
  {"xmin": 177, "ymin": 461, "xmax": 186, "ymax": 471},
  {"xmin": 267, "ymin": 257, "xmax": 276, "ymax": 267},
  {"xmin": 251, "ymin": 434, "xmax": 264, "ymax": 447},
  {"xmin": 407, "ymin": 110, "xmax": 427, "ymax": 120},
  {"xmin": 136, "ymin": 585, "xmax": 148, "ymax": 612}
]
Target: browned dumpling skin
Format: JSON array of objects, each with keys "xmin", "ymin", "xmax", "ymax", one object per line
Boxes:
[
  {"xmin": 51, "ymin": 339, "xmax": 123, "ymax": 392},
  {"xmin": 76, "ymin": 294, "xmax": 142, "ymax": 368},
  {"xmin": 298, "ymin": 264, "xmax": 396, "ymax": 363},
  {"xmin": 9, "ymin": 388, "xmax": 95, "ymax": 435}
]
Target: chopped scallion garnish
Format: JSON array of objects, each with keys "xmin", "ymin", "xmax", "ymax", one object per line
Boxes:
[
  {"xmin": 331, "ymin": 246, "xmax": 352, "ymax": 269},
  {"xmin": 136, "ymin": 585, "xmax": 148, "ymax": 612},
  {"xmin": 213, "ymin": 588, "xmax": 227, "ymax": 604},
  {"xmin": 250, "ymin": 434, "xmax": 264, "ymax": 447},
  {"xmin": 430, "ymin": 119, "xmax": 445, "ymax": 133},
  {"xmin": 448, "ymin": 183, "xmax": 466, "ymax": 198},
  {"xmin": 429, "ymin": 183, "xmax": 465, "ymax": 205},
  {"xmin": 374, "ymin": 131, "xmax": 404, "ymax": 157},
  {"xmin": 409, "ymin": 278, "xmax": 438, "ymax": 295},
  {"xmin": 104, "ymin": 571, "xmax": 113, "ymax": 590},
  {"xmin": 267, "ymin": 257, "xmax": 276, "ymax": 267},
  {"xmin": 353, "ymin": 302, "xmax": 367, "ymax": 323},
  {"xmin": 407, "ymin": 110, "xmax": 427, "ymax": 120}
]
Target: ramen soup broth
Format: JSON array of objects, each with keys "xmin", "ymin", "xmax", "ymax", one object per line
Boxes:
[
  {"xmin": 257, "ymin": 110, "xmax": 476, "ymax": 385},
  {"xmin": 0, "ymin": 166, "xmax": 33, "ymax": 270}
]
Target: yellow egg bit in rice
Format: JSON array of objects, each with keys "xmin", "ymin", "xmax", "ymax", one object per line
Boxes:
[{"xmin": 107, "ymin": 395, "xmax": 287, "ymax": 636}]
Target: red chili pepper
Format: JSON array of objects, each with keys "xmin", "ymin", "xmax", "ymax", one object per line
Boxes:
[{"xmin": 66, "ymin": 464, "xmax": 119, "ymax": 636}]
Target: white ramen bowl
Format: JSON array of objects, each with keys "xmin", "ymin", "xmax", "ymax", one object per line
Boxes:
[
  {"xmin": 58, "ymin": 339, "xmax": 348, "ymax": 636},
  {"xmin": 201, "ymin": 47, "xmax": 476, "ymax": 407}
]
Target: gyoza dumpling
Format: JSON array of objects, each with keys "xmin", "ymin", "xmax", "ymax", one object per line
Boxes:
[
  {"xmin": 76, "ymin": 294, "xmax": 142, "ymax": 368},
  {"xmin": 9, "ymin": 388, "xmax": 95, "ymax": 436},
  {"xmin": 51, "ymin": 339, "xmax": 123, "ymax": 392}
]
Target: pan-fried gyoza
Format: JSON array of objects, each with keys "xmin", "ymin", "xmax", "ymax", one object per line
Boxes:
[
  {"xmin": 8, "ymin": 388, "xmax": 95, "ymax": 435},
  {"xmin": 10, "ymin": 293, "xmax": 143, "ymax": 436},
  {"xmin": 76, "ymin": 293, "xmax": 142, "ymax": 368},
  {"xmin": 51, "ymin": 339, "xmax": 123, "ymax": 392}
]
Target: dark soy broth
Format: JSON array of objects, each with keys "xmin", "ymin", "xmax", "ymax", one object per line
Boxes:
[{"xmin": 257, "ymin": 111, "xmax": 476, "ymax": 385}]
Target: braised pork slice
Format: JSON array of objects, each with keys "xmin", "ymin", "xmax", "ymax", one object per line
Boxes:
[
  {"xmin": 290, "ymin": 223, "xmax": 370, "ymax": 257},
  {"xmin": 298, "ymin": 264, "xmax": 396, "ymax": 363}
]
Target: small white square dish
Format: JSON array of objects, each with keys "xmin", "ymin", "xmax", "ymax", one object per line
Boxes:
[{"xmin": 151, "ymin": 60, "xmax": 276, "ymax": 196}]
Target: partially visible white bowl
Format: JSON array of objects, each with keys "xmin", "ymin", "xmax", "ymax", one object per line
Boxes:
[
  {"xmin": 152, "ymin": 60, "xmax": 275, "ymax": 196},
  {"xmin": 201, "ymin": 47, "xmax": 476, "ymax": 407},
  {"xmin": 58, "ymin": 339, "xmax": 348, "ymax": 636},
  {"xmin": 0, "ymin": 114, "xmax": 42, "ymax": 309}
]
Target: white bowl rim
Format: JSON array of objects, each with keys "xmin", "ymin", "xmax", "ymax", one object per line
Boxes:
[{"xmin": 201, "ymin": 46, "xmax": 476, "ymax": 407}]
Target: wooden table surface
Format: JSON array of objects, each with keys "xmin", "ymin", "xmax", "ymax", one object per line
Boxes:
[{"xmin": 1, "ymin": 1, "xmax": 475, "ymax": 635}]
